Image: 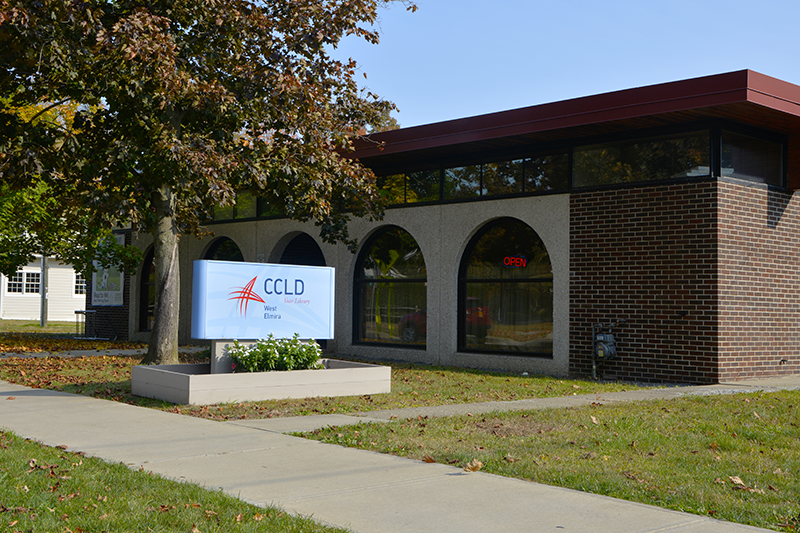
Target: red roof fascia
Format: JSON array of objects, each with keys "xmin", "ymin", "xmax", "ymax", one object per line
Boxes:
[{"xmin": 351, "ymin": 70, "xmax": 800, "ymax": 159}]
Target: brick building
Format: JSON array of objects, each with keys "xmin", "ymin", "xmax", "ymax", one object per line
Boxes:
[{"xmin": 102, "ymin": 70, "xmax": 800, "ymax": 383}]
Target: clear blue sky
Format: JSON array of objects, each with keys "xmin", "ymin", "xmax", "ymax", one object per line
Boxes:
[{"xmin": 333, "ymin": 0, "xmax": 800, "ymax": 128}]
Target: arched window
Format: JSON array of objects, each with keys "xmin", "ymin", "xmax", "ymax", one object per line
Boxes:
[
  {"xmin": 138, "ymin": 247, "xmax": 155, "ymax": 332},
  {"xmin": 280, "ymin": 233, "xmax": 326, "ymax": 267},
  {"xmin": 354, "ymin": 227, "xmax": 427, "ymax": 346},
  {"xmin": 204, "ymin": 237, "xmax": 244, "ymax": 261},
  {"xmin": 459, "ymin": 218, "xmax": 553, "ymax": 356}
]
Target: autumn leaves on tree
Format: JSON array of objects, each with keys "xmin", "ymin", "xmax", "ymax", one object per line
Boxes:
[{"xmin": 1, "ymin": 0, "xmax": 415, "ymax": 364}]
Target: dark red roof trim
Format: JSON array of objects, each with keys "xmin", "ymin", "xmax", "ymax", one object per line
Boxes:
[{"xmin": 351, "ymin": 70, "xmax": 800, "ymax": 167}]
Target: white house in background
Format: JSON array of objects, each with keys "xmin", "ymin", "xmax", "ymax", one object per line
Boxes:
[{"xmin": 0, "ymin": 257, "xmax": 86, "ymax": 321}]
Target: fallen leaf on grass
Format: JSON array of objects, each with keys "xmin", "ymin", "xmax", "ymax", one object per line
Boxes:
[
  {"xmin": 590, "ymin": 416, "xmax": 599, "ymax": 425},
  {"xmin": 463, "ymin": 459, "xmax": 483, "ymax": 472},
  {"xmin": 622, "ymin": 471, "xmax": 646, "ymax": 483},
  {"xmin": 728, "ymin": 476, "xmax": 765, "ymax": 493},
  {"xmin": 423, "ymin": 455, "xmax": 436, "ymax": 463}
]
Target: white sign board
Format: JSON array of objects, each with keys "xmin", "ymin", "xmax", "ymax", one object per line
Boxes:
[
  {"xmin": 91, "ymin": 234, "xmax": 125, "ymax": 306},
  {"xmin": 191, "ymin": 260, "xmax": 335, "ymax": 340}
]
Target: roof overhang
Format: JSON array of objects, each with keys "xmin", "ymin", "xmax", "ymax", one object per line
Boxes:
[{"xmin": 350, "ymin": 70, "xmax": 800, "ymax": 174}]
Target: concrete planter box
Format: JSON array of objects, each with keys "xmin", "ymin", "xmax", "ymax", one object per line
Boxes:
[{"xmin": 131, "ymin": 359, "xmax": 391, "ymax": 405}]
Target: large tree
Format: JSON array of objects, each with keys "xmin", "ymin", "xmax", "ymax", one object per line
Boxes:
[{"xmin": 1, "ymin": 0, "xmax": 413, "ymax": 364}]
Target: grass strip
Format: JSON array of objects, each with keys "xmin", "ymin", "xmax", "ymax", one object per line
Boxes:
[
  {"xmin": 302, "ymin": 391, "xmax": 800, "ymax": 532},
  {"xmin": 0, "ymin": 332, "xmax": 146, "ymax": 354},
  {"xmin": 0, "ymin": 430, "xmax": 349, "ymax": 533},
  {"xmin": 0, "ymin": 321, "xmax": 78, "ymax": 336},
  {"xmin": 0, "ymin": 353, "xmax": 646, "ymax": 418}
]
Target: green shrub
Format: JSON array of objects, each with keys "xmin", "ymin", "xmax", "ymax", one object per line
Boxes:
[{"xmin": 227, "ymin": 334, "xmax": 323, "ymax": 372}]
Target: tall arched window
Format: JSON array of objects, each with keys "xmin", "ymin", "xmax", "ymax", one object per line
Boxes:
[
  {"xmin": 138, "ymin": 247, "xmax": 155, "ymax": 332},
  {"xmin": 459, "ymin": 218, "xmax": 553, "ymax": 356},
  {"xmin": 204, "ymin": 237, "xmax": 244, "ymax": 261},
  {"xmin": 354, "ymin": 227, "xmax": 427, "ymax": 346}
]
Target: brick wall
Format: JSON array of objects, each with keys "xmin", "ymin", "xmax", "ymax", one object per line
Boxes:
[
  {"xmin": 84, "ymin": 231, "xmax": 132, "ymax": 341},
  {"xmin": 569, "ymin": 181, "xmax": 720, "ymax": 383},
  {"xmin": 717, "ymin": 180, "xmax": 800, "ymax": 380}
]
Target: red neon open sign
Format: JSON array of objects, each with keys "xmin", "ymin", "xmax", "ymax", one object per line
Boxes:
[{"xmin": 503, "ymin": 256, "xmax": 527, "ymax": 268}]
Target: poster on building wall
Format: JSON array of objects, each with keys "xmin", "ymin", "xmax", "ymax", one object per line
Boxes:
[
  {"xmin": 191, "ymin": 260, "xmax": 335, "ymax": 340},
  {"xmin": 91, "ymin": 234, "xmax": 125, "ymax": 307}
]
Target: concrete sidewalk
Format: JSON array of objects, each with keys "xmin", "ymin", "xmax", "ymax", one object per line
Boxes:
[{"xmin": 1, "ymin": 376, "xmax": 798, "ymax": 532}]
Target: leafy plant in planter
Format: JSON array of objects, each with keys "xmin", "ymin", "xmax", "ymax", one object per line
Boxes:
[{"xmin": 227, "ymin": 334, "xmax": 323, "ymax": 373}]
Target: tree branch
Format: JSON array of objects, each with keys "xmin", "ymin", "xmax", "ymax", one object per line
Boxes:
[{"xmin": 26, "ymin": 98, "xmax": 71, "ymax": 124}]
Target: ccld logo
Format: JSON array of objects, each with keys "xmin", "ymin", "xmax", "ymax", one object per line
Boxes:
[{"xmin": 228, "ymin": 276, "xmax": 265, "ymax": 317}]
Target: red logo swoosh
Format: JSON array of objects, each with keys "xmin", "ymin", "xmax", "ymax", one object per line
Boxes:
[{"xmin": 228, "ymin": 276, "xmax": 265, "ymax": 317}]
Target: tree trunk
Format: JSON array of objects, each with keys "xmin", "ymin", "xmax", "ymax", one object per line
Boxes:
[{"xmin": 141, "ymin": 184, "xmax": 180, "ymax": 365}]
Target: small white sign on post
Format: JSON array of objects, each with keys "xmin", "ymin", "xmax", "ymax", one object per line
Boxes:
[{"xmin": 191, "ymin": 260, "xmax": 335, "ymax": 341}]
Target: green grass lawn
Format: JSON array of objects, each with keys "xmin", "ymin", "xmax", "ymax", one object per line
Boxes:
[
  {"xmin": 0, "ymin": 352, "xmax": 646, "ymax": 418},
  {"xmin": 0, "ymin": 320, "xmax": 76, "ymax": 335},
  {"xmin": 0, "ymin": 431, "xmax": 350, "ymax": 533},
  {"xmin": 302, "ymin": 390, "xmax": 800, "ymax": 532}
]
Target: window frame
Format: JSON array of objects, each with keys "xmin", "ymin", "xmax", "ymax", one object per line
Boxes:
[
  {"xmin": 24, "ymin": 272, "xmax": 40, "ymax": 294},
  {"xmin": 370, "ymin": 121, "xmax": 788, "ymax": 209},
  {"xmin": 6, "ymin": 271, "xmax": 23, "ymax": 294},
  {"xmin": 74, "ymin": 272, "xmax": 87, "ymax": 296},
  {"xmin": 457, "ymin": 217, "xmax": 554, "ymax": 358},
  {"xmin": 352, "ymin": 226, "xmax": 428, "ymax": 349}
]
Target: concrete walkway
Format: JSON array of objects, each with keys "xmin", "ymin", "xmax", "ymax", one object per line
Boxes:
[{"xmin": 1, "ymin": 368, "xmax": 798, "ymax": 533}]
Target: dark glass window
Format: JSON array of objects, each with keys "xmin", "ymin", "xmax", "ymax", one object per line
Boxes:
[
  {"xmin": 234, "ymin": 191, "xmax": 257, "ymax": 219},
  {"xmin": 459, "ymin": 218, "xmax": 553, "ymax": 356},
  {"xmin": 279, "ymin": 233, "xmax": 326, "ymax": 267},
  {"xmin": 573, "ymin": 131, "xmax": 710, "ymax": 187},
  {"xmin": 525, "ymin": 153, "xmax": 569, "ymax": 192},
  {"xmin": 721, "ymin": 130, "xmax": 783, "ymax": 186},
  {"xmin": 213, "ymin": 191, "xmax": 258, "ymax": 221},
  {"xmin": 354, "ymin": 227, "xmax": 427, "ymax": 346},
  {"xmin": 407, "ymin": 169, "xmax": 440, "ymax": 203},
  {"xmin": 377, "ymin": 174, "xmax": 407, "ymax": 205},
  {"xmin": 213, "ymin": 204, "xmax": 234, "ymax": 221},
  {"xmin": 257, "ymin": 198, "xmax": 283, "ymax": 218},
  {"xmin": 483, "ymin": 159, "xmax": 523, "ymax": 196},
  {"xmin": 204, "ymin": 237, "xmax": 244, "ymax": 261},
  {"xmin": 444, "ymin": 165, "xmax": 481, "ymax": 200}
]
